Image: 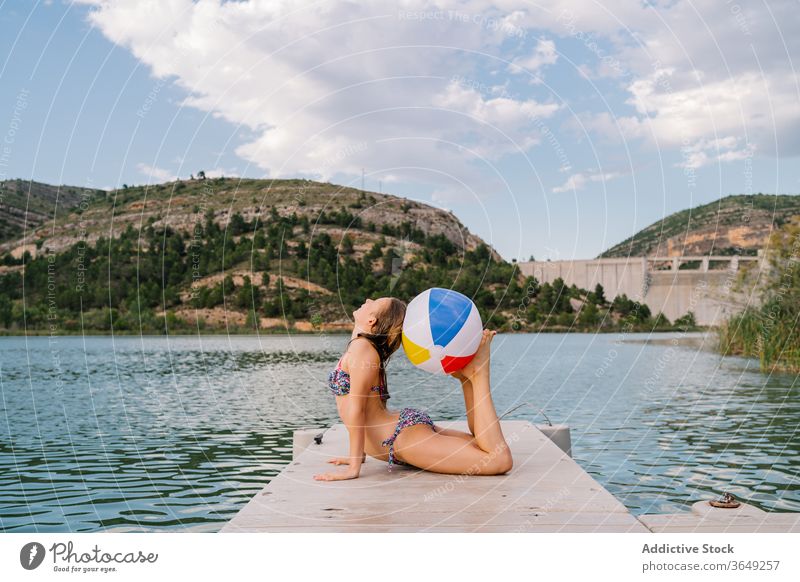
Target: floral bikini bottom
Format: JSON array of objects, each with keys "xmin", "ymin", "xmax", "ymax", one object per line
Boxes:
[{"xmin": 381, "ymin": 407, "xmax": 436, "ymax": 471}]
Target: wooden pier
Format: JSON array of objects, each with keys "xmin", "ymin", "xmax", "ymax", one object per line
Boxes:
[
  {"xmin": 638, "ymin": 502, "xmax": 800, "ymax": 533},
  {"xmin": 221, "ymin": 420, "xmax": 800, "ymax": 533},
  {"xmin": 222, "ymin": 420, "xmax": 649, "ymax": 532}
]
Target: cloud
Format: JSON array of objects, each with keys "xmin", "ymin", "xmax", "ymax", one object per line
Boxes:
[
  {"xmin": 199, "ymin": 167, "xmax": 234, "ymax": 179},
  {"xmin": 78, "ymin": 0, "xmax": 800, "ymax": 197},
  {"xmin": 77, "ymin": 0, "xmax": 563, "ymax": 194},
  {"xmin": 136, "ymin": 162, "xmax": 176, "ymax": 183},
  {"xmin": 508, "ymin": 38, "xmax": 558, "ymax": 77},
  {"xmin": 677, "ymin": 136, "xmax": 757, "ymax": 170},
  {"xmin": 552, "ymin": 169, "xmax": 624, "ymax": 193},
  {"xmin": 550, "ymin": 0, "xmax": 800, "ymax": 162}
]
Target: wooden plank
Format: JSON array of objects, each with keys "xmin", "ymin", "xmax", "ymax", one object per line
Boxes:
[
  {"xmin": 645, "ymin": 525, "xmax": 800, "ymax": 533},
  {"xmin": 222, "ymin": 524, "xmax": 648, "ymax": 533},
  {"xmin": 638, "ymin": 512, "xmax": 800, "ymax": 533},
  {"xmin": 221, "ymin": 420, "xmax": 649, "ymax": 533}
]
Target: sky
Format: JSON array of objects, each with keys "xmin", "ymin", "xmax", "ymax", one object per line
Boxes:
[{"xmin": 0, "ymin": 0, "xmax": 798, "ymax": 262}]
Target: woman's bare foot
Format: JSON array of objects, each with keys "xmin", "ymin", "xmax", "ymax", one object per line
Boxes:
[{"xmin": 453, "ymin": 329, "xmax": 496, "ymax": 380}]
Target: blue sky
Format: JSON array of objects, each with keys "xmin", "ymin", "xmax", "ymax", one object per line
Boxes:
[{"xmin": 1, "ymin": 0, "xmax": 798, "ymax": 261}]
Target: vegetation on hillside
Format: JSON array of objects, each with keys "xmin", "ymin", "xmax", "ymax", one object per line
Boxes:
[
  {"xmin": 0, "ymin": 204, "xmax": 521, "ymax": 333},
  {"xmin": 0, "ymin": 179, "xmax": 103, "ymax": 242},
  {"xmin": 717, "ymin": 218, "xmax": 800, "ymax": 373},
  {"xmin": 0, "ymin": 177, "xmax": 707, "ymax": 335},
  {"xmin": 599, "ymin": 194, "xmax": 800, "ymax": 258},
  {"xmin": 507, "ymin": 279, "xmax": 697, "ymax": 333}
]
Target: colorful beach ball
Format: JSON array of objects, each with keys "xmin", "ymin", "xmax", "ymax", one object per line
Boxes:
[{"xmin": 402, "ymin": 288, "xmax": 483, "ymax": 375}]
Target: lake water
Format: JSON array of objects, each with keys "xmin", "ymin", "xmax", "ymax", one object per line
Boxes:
[{"xmin": 1, "ymin": 332, "xmax": 798, "ymax": 532}]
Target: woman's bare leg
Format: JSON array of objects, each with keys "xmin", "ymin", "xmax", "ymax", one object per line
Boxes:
[
  {"xmin": 459, "ymin": 331, "xmax": 511, "ymax": 461},
  {"xmin": 460, "ymin": 377, "xmax": 476, "ymax": 435},
  {"xmin": 451, "ymin": 367, "xmax": 476, "ymax": 435},
  {"xmin": 391, "ymin": 330, "xmax": 512, "ymax": 476},
  {"xmin": 434, "ymin": 425, "xmax": 475, "ymax": 442},
  {"xmin": 427, "ymin": 378, "xmax": 475, "ymax": 441}
]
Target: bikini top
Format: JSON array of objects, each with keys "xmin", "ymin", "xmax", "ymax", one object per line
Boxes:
[{"xmin": 328, "ymin": 356, "xmax": 390, "ymax": 402}]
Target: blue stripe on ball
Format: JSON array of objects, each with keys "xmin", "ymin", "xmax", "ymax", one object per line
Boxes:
[{"xmin": 428, "ymin": 287, "xmax": 472, "ymax": 348}]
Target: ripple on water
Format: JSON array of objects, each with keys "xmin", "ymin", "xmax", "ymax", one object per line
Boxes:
[{"xmin": 1, "ymin": 333, "xmax": 798, "ymax": 530}]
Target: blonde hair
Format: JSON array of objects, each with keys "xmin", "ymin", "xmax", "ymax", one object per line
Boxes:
[{"xmin": 349, "ymin": 297, "xmax": 406, "ymax": 387}]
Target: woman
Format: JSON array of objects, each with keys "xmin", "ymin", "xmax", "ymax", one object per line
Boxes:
[{"xmin": 313, "ymin": 296, "xmax": 513, "ymax": 481}]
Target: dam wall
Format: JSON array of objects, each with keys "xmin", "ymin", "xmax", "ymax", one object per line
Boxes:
[{"xmin": 517, "ymin": 256, "xmax": 763, "ymax": 326}]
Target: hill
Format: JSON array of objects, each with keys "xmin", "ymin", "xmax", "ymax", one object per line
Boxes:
[
  {"xmin": 0, "ymin": 178, "xmax": 103, "ymax": 245},
  {"xmin": 598, "ymin": 194, "xmax": 800, "ymax": 258},
  {"xmin": 0, "ymin": 177, "xmax": 715, "ymax": 335},
  {"xmin": 0, "ymin": 177, "xmax": 522, "ymax": 333}
]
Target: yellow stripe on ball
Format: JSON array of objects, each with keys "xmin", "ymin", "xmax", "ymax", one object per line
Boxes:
[{"xmin": 402, "ymin": 331, "xmax": 430, "ymax": 365}]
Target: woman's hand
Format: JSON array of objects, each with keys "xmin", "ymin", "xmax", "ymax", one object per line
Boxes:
[
  {"xmin": 326, "ymin": 454, "xmax": 366, "ymax": 465},
  {"xmin": 450, "ymin": 329, "xmax": 496, "ymax": 380},
  {"xmin": 313, "ymin": 468, "xmax": 360, "ymax": 481}
]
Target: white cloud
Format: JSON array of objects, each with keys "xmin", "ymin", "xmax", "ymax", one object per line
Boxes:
[
  {"xmin": 79, "ymin": 0, "xmax": 800, "ymax": 197},
  {"xmin": 199, "ymin": 167, "xmax": 234, "ymax": 179},
  {"xmin": 136, "ymin": 162, "xmax": 176, "ymax": 183},
  {"xmin": 508, "ymin": 38, "xmax": 558, "ymax": 76},
  {"xmin": 576, "ymin": 66, "xmax": 778, "ymax": 168},
  {"xmin": 77, "ymin": 0, "xmax": 563, "ymax": 195},
  {"xmin": 548, "ymin": 0, "xmax": 800, "ymax": 162},
  {"xmin": 136, "ymin": 162, "xmax": 232, "ymax": 183},
  {"xmin": 552, "ymin": 169, "xmax": 624, "ymax": 193},
  {"xmin": 677, "ymin": 136, "xmax": 757, "ymax": 169},
  {"xmin": 432, "ymin": 80, "xmax": 561, "ymax": 156}
]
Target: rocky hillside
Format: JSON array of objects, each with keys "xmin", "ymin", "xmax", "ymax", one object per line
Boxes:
[
  {"xmin": 0, "ymin": 177, "xmax": 499, "ymax": 261},
  {"xmin": 0, "ymin": 179, "xmax": 103, "ymax": 245},
  {"xmin": 0, "ymin": 177, "xmax": 524, "ymax": 333},
  {"xmin": 1, "ymin": 176, "xmax": 735, "ymax": 335},
  {"xmin": 599, "ymin": 194, "xmax": 800, "ymax": 258}
]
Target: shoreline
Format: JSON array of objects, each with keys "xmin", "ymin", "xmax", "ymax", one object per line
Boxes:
[{"xmin": 0, "ymin": 327, "xmax": 712, "ymax": 337}]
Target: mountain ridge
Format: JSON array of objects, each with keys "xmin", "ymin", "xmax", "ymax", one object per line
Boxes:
[
  {"xmin": 598, "ymin": 193, "xmax": 800, "ymax": 258},
  {"xmin": 0, "ymin": 177, "xmax": 502, "ymax": 262}
]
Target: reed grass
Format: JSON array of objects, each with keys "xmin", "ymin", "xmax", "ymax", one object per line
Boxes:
[{"xmin": 716, "ymin": 218, "xmax": 800, "ymax": 374}]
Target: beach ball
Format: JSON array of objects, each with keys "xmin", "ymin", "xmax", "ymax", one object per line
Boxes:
[{"xmin": 402, "ymin": 287, "xmax": 483, "ymax": 375}]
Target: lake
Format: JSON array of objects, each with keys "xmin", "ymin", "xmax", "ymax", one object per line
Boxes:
[{"xmin": 1, "ymin": 332, "xmax": 798, "ymax": 532}]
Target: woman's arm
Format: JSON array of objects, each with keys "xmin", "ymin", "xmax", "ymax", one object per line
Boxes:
[
  {"xmin": 326, "ymin": 452, "xmax": 367, "ymax": 465},
  {"xmin": 313, "ymin": 340, "xmax": 378, "ymax": 481}
]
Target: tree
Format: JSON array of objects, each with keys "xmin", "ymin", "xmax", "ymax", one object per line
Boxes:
[
  {"xmin": 594, "ymin": 283, "xmax": 606, "ymax": 304},
  {"xmin": 341, "ymin": 234, "xmax": 354, "ymax": 255},
  {"xmin": 673, "ymin": 311, "xmax": 696, "ymax": 329},
  {"xmin": 525, "ymin": 304, "xmax": 540, "ymax": 323},
  {"xmin": 236, "ymin": 276, "xmax": 258, "ymax": 309},
  {"xmin": 578, "ymin": 301, "xmax": 600, "ymax": 326},
  {"xmin": 230, "ymin": 212, "xmax": 247, "ymax": 235},
  {"xmin": 263, "ymin": 297, "xmax": 280, "ymax": 317},
  {"xmin": 223, "ymin": 275, "xmax": 236, "ymax": 296},
  {"xmin": 612, "ymin": 293, "xmax": 650, "ymax": 322},
  {"xmin": 366, "ymin": 242, "xmax": 383, "ymax": 261},
  {"xmin": 551, "ymin": 277, "xmax": 572, "ymax": 313},
  {"xmin": 653, "ymin": 312, "xmax": 670, "ymax": 328},
  {"xmin": 612, "ymin": 293, "xmax": 634, "ymax": 316},
  {"xmin": 0, "ymin": 295, "xmax": 12, "ymax": 328},
  {"xmin": 197, "ymin": 170, "xmax": 206, "ymax": 180}
]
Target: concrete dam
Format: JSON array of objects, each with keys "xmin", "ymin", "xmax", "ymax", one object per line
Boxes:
[{"xmin": 517, "ymin": 255, "xmax": 764, "ymax": 326}]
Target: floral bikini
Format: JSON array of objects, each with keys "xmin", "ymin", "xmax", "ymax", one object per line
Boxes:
[{"xmin": 328, "ymin": 352, "xmax": 435, "ymax": 471}]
